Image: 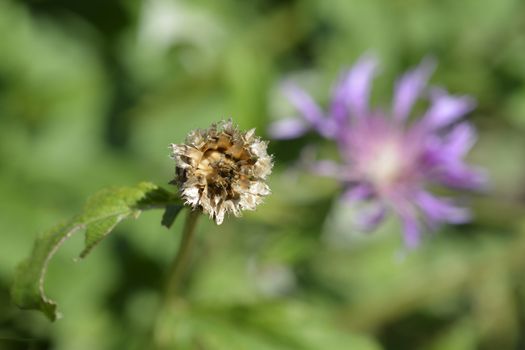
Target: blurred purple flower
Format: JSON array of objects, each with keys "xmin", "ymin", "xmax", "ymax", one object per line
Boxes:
[{"xmin": 269, "ymin": 55, "xmax": 486, "ymax": 248}]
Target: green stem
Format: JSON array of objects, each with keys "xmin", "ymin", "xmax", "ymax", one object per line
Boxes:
[
  {"xmin": 164, "ymin": 209, "xmax": 200, "ymax": 299},
  {"xmin": 152, "ymin": 208, "xmax": 200, "ymax": 349}
]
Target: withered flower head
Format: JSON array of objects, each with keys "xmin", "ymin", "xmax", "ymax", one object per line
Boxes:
[{"xmin": 170, "ymin": 120, "xmax": 272, "ymax": 224}]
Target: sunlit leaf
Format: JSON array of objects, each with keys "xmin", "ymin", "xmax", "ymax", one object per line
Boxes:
[{"xmin": 11, "ymin": 182, "xmax": 182, "ymax": 321}]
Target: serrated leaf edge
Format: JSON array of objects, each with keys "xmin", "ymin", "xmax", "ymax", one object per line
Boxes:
[
  {"xmin": 35, "ymin": 209, "xmax": 139, "ymax": 320},
  {"xmin": 12, "ymin": 183, "xmax": 184, "ymax": 321},
  {"xmin": 78, "ymin": 212, "xmax": 134, "ymax": 259}
]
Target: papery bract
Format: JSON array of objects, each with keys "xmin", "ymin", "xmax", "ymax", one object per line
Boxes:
[{"xmin": 171, "ymin": 120, "xmax": 273, "ymax": 224}]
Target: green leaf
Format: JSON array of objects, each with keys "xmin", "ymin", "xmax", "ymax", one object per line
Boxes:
[
  {"xmin": 11, "ymin": 182, "xmax": 182, "ymax": 321},
  {"xmin": 161, "ymin": 204, "xmax": 184, "ymax": 228}
]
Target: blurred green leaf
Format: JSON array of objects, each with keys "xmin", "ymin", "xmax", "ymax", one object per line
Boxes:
[
  {"xmin": 11, "ymin": 182, "xmax": 181, "ymax": 321},
  {"xmin": 156, "ymin": 300, "xmax": 381, "ymax": 350}
]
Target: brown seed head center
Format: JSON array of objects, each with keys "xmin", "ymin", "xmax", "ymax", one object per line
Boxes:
[
  {"xmin": 195, "ymin": 140, "xmax": 254, "ymax": 200},
  {"xmin": 200, "ymin": 149, "xmax": 237, "ymax": 180}
]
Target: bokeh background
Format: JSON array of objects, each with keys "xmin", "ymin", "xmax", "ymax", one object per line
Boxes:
[{"xmin": 1, "ymin": 0, "xmax": 525, "ymax": 349}]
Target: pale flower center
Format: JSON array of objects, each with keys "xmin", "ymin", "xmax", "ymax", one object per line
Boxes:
[{"xmin": 364, "ymin": 140, "xmax": 404, "ymax": 190}]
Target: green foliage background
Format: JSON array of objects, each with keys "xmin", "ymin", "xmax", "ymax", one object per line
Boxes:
[{"xmin": 1, "ymin": 0, "xmax": 525, "ymax": 349}]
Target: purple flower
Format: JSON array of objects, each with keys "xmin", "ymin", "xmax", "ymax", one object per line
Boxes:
[{"xmin": 269, "ymin": 55, "xmax": 486, "ymax": 248}]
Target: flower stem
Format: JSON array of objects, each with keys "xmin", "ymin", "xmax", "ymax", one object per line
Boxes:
[
  {"xmin": 164, "ymin": 209, "xmax": 200, "ymax": 299},
  {"xmin": 152, "ymin": 208, "xmax": 200, "ymax": 349}
]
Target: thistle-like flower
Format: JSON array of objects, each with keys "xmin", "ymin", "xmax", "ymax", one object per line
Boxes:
[
  {"xmin": 270, "ymin": 55, "xmax": 486, "ymax": 247},
  {"xmin": 170, "ymin": 120, "xmax": 272, "ymax": 224}
]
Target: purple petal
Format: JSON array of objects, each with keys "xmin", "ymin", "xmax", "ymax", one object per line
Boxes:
[
  {"xmin": 422, "ymin": 124, "xmax": 485, "ymax": 191},
  {"xmin": 282, "ymin": 83, "xmax": 326, "ymax": 131},
  {"xmin": 268, "ymin": 118, "xmax": 310, "ymax": 139},
  {"xmin": 355, "ymin": 202, "xmax": 387, "ymax": 232},
  {"xmin": 443, "ymin": 122, "xmax": 477, "ymax": 158},
  {"xmin": 342, "ymin": 184, "xmax": 373, "ymax": 203},
  {"xmin": 393, "ymin": 57, "xmax": 436, "ymax": 122},
  {"xmin": 437, "ymin": 164, "xmax": 488, "ymax": 190},
  {"xmin": 341, "ymin": 54, "xmax": 379, "ymax": 119},
  {"xmin": 423, "ymin": 88, "xmax": 476, "ymax": 130},
  {"xmin": 330, "ymin": 73, "xmax": 351, "ymax": 126},
  {"xmin": 416, "ymin": 191, "xmax": 471, "ymax": 226},
  {"xmin": 424, "ymin": 124, "xmax": 486, "ymax": 190},
  {"xmin": 400, "ymin": 213, "xmax": 421, "ymax": 249}
]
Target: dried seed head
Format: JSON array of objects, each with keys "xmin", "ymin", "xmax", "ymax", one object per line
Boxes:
[{"xmin": 170, "ymin": 120, "xmax": 273, "ymax": 224}]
